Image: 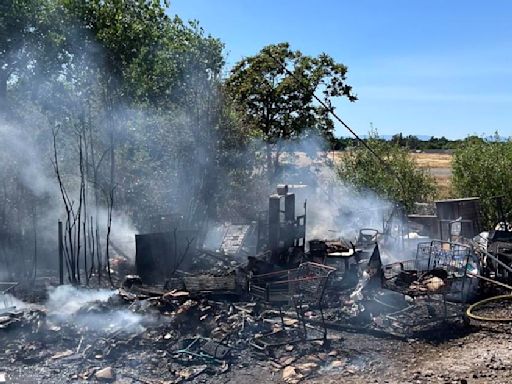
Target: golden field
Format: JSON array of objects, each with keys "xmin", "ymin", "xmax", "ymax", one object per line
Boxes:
[
  {"xmin": 333, "ymin": 151, "xmax": 454, "ymax": 198},
  {"xmin": 281, "ymin": 151, "xmax": 454, "ymax": 198},
  {"xmin": 409, "ymin": 152, "xmax": 453, "ymax": 169},
  {"xmin": 410, "ymin": 152, "xmax": 453, "ymax": 198}
]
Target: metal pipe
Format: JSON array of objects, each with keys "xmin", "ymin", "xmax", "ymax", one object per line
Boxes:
[
  {"xmin": 472, "ymin": 273, "xmax": 512, "ymax": 291},
  {"xmin": 483, "ymin": 250, "xmax": 512, "ymax": 275}
]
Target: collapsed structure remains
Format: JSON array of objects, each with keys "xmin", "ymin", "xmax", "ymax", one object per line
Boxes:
[{"xmin": 2, "ymin": 185, "xmax": 512, "ymax": 383}]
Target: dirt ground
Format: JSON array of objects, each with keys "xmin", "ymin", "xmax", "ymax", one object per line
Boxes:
[
  {"xmin": 1, "ymin": 274, "xmax": 509, "ymax": 384},
  {"xmin": 315, "ymin": 324, "xmax": 512, "ymax": 384},
  {"xmin": 3, "ymin": 312, "xmax": 512, "ymax": 384}
]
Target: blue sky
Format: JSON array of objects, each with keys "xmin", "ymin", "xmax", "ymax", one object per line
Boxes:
[{"xmin": 171, "ymin": 1, "xmax": 512, "ymax": 139}]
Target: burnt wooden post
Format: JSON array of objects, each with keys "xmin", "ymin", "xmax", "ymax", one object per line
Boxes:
[
  {"xmin": 268, "ymin": 195, "xmax": 281, "ymax": 265},
  {"xmin": 58, "ymin": 220, "xmax": 64, "ymax": 285}
]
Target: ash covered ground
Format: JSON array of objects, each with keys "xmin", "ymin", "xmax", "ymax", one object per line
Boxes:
[{"xmin": 2, "ymin": 275, "xmax": 512, "ymax": 384}]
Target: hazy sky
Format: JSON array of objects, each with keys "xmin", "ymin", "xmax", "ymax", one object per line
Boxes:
[{"xmin": 171, "ymin": 1, "xmax": 512, "ymax": 139}]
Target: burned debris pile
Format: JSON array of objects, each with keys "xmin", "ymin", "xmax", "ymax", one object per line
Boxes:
[
  {"xmin": 0, "ymin": 282, "xmax": 350, "ymax": 383},
  {"xmin": 2, "ymin": 189, "xmax": 512, "ymax": 383}
]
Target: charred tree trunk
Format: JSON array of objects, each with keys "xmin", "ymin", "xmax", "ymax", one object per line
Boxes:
[{"xmin": 105, "ymin": 188, "xmax": 114, "ymax": 287}]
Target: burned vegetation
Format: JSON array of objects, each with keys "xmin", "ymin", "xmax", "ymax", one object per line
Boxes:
[{"xmin": 2, "ymin": 1, "xmax": 512, "ymax": 384}]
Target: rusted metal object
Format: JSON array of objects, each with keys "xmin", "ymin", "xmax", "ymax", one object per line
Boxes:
[
  {"xmin": 383, "ymin": 241, "xmax": 473, "ymax": 297},
  {"xmin": 265, "ymin": 185, "xmax": 306, "ymax": 266}
]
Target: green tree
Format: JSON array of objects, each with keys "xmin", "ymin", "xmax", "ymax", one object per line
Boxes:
[
  {"xmin": 1, "ymin": 0, "xmax": 240, "ymax": 276},
  {"xmin": 52, "ymin": 0, "xmax": 228, "ymax": 224},
  {"xmin": 391, "ymin": 133, "xmax": 404, "ymax": 146},
  {"xmin": 225, "ymin": 42, "xmax": 357, "ymax": 179},
  {"xmin": 404, "ymin": 135, "xmax": 420, "ymax": 150},
  {"xmin": 337, "ymin": 132, "xmax": 437, "ymax": 211},
  {"xmin": 452, "ymin": 135, "xmax": 512, "ymax": 227},
  {"xmin": 0, "ymin": 0, "xmax": 70, "ymax": 111}
]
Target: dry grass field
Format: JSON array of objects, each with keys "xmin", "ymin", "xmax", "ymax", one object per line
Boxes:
[
  {"xmin": 280, "ymin": 150, "xmax": 454, "ymax": 198},
  {"xmin": 410, "ymin": 152, "xmax": 452, "ymax": 169},
  {"xmin": 332, "ymin": 151, "xmax": 454, "ymax": 197},
  {"xmin": 410, "ymin": 152, "xmax": 453, "ymax": 198}
]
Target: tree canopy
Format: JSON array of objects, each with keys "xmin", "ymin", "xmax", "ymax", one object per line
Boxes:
[
  {"xmin": 452, "ymin": 135, "xmax": 512, "ymax": 227},
  {"xmin": 226, "ymin": 43, "xmax": 356, "ymax": 142},
  {"xmin": 225, "ymin": 43, "xmax": 357, "ymax": 179},
  {"xmin": 337, "ymin": 132, "xmax": 437, "ymax": 211}
]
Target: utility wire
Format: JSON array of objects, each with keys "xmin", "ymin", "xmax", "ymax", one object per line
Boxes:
[{"xmin": 265, "ymin": 51, "xmax": 406, "ymax": 199}]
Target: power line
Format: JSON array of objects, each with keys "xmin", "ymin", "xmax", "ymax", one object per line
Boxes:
[{"xmin": 265, "ymin": 50, "xmax": 406, "ymax": 199}]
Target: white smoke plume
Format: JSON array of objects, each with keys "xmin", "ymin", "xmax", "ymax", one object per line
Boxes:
[
  {"xmin": 46, "ymin": 285, "xmax": 114, "ymax": 315},
  {"xmin": 0, "ymin": 122, "xmax": 57, "ymax": 198},
  {"xmin": 0, "ymin": 293, "xmax": 28, "ymax": 313},
  {"xmin": 271, "ymin": 132, "xmax": 394, "ymax": 244},
  {"xmin": 46, "ymin": 285, "xmax": 150, "ymax": 333}
]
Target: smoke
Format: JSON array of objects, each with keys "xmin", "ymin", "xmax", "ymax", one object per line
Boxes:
[
  {"xmin": 1, "ymin": 12, "xmax": 264, "ymax": 280},
  {"xmin": 46, "ymin": 285, "xmax": 150, "ymax": 333},
  {"xmin": 0, "ymin": 116, "xmax": 140, "ymax": 272},
  {"xmin": 202, "ymin": 222, "xmax": 229, "ymax": 251},
  {"xmin": 1, "ymin": 285, "xmax": 153, "ymax": 332},
  {"xmin": 46, "ymin": 285, "xmax": 114, "ymax": 315},
  {"xmin": 0, "ymin": 122, "xmax": 57, "ymax": 198},
  {"xmin": 0, "ymin": 115, "xmax": 62, "ymax": 273},
  {"xmin": 262, "ymin": 130, "xmax": 432, "ymax": 265},
  {"xmin": 0, "ymin": 294, "xmax": 28, "ymax": 313},
  {"xmin": 1, "ymin": 6, "xmax": 416, "ymax": 280},
  {"xmin": 93, "ymin": 208, "xmax": 137, "ymax": 262},
  {"xmin": 270, "ymin": 131, "xmax": 393, "ymax": 244},
  {"xmin": 307, "ymin": 183, "xmax": 392, "ymax": 242},
  {"xmin": 110, "ymin": 213, "xmax": 138, "ymax": 262}
]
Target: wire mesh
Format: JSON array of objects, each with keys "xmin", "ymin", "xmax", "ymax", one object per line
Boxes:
[
  {"xmin": 383, "ymin": 241, "xmax": 473, "ymax": 298},
  {"xmin": 288, "ymin": 262, "xmax": 336, "ymax": 305}
]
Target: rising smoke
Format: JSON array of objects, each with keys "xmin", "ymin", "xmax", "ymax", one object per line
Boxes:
[
  {"xmin": 269, "ymin": 131, "xmax": 393, "ymax": 243},
  {"xmin": 46, "ymin": 285, "xmax": 151, "ymax": 333},
  {"xmin": 265, "ymin": 131, "xmax": 426, "ymax": 264},
  {"xmin": 1, "ymin": 6, "xmax": 412, "ymax": 281},
  {"xmin": 1, "ymin": 285, "xmax": 152, "ymax": 332},
  {"xmin": 0, "ymin": 15, "xmax": 227, "ymax": 275},
  {"xmin": 0, "ymin": 293, "xmax": 27, "ymax": 313}
]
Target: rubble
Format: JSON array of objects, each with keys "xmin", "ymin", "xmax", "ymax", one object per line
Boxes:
[
  {"xmin": 282, "ymin": 365, "xmax": 302, "ymax": 383},
  {"xmin": 1, "ymin": 266, "xmax": 512, "ymax": 384},
  {"xmin": 95, "ymin": 366, "xmax": 115, "ymax": 381},
  {"xmin": 3, "ymin": 190, "xmax": 512, "ymax": 383}
]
